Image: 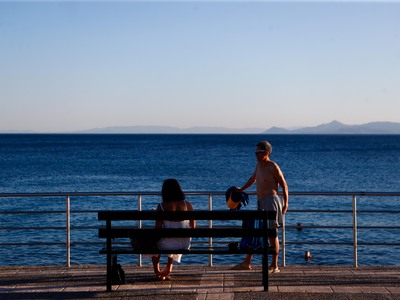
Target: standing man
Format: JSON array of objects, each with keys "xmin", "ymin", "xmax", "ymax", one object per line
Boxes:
[{"xmin": 234, "ymin": 141, "xmax": 288, "ymax": 273}]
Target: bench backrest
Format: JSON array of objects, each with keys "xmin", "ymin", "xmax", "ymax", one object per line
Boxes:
[
  {"xmin": 98, "ymin": 210, "xmax": 277, "ymax": 239},
  {"xmin": 98, "ymin": 210, "xmax": 276, "ymax": 221}
]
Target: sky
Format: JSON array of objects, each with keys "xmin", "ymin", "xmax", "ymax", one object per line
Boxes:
[{"xmin": 1, "ymin": 1, "xmax": 400, "ymax": 133}]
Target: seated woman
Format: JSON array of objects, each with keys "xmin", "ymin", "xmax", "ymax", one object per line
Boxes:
[{"xmin": 151, "ymin": 178, "xmax": 195, "ymax": 281}]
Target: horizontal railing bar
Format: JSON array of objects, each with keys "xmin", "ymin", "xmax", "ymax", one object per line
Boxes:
[
  {"xmin": 356, "ymin": 243, "xmax": 400, "ymax": 246},
  {"xmin": 289, "ymin": 210, "xmax": 400, "ymax": 213},
  {"xmin": 286, "ymin": 226, "xmax": 353, "ymax": 229},
  {"xmin": 1, "ymin": 225, "xmax": 235, "ymax": 231},
  {"xmin": 0, "ymin": 242, "xmax": 69, "ymax": 246},
  {"xmin": 286, "ymin": 242, "xmax": 400, "ymax": 246},
  {"xmin": 354, "ymin": 226, "xmax": 400, "ymax": 229},
  {"xmin": 286, "ymin": 226, "xmax": 400, "ymax": 229},
  {"xmin": 0, "ymin": 192, "xmax": 158, "ymax": 197},
  {"xmin": 1, "ymin": 191, "xmax": 400, "ymax": 198},
  {"xmin": 287, "ymin": 192, "xmax": 400, "ymax": 197},
  {"xmin": 3, "ymin": 225, "xmax": 398, "ymax": 231},
  {"xmin": 0, "ymin": 226, "xmax": 101, "ymax": 230},
  {"xmin": 0, "ymin": 227, "xmax": 67, "ymax": 230},
  {"xmin": 0, "ymin": 211, "xmax": 66, "ymax": 215},
  {"xmin": 96, "ymin": 241, "xmax": 399, "ymax": 247},
  {"xmin": 3, "ymin": 241, "xmax": 399, "ymax": 247},
  {"xmin": 3, "ymin": 209, "xmax": 399, "ymax": 215},
  {"xmin": 358, "ymin": 210, "xmax": 400, "ymax": 213},
  {"xmin": 0, "ymin": 241, "xmax": 240, "ymax": 247},
  {"xmin": 289, "ymin": 210, "xmax": 352, "ymax": 213},
  {"xmin": 0, "ymin": 210, "xmax": 99, "ymax": 215},
  {"xmin": 0, "ymin": 242, "xmax": 105, "ymax": 247}
]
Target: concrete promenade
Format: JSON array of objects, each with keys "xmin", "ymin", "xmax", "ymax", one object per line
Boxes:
[{"xmin": 1, "ymin": 264, "xmax": 400, "ymax": 299}]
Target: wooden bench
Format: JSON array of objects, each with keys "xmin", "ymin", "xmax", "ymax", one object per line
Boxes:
[{"xmin": 98, "ymin": 210, "xmax": 277, "ymax": 292}]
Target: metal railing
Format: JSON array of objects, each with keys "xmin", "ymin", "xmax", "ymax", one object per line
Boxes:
[{"xmin": 1, "ymin": 191, "xmax": 399, "ymax": 267}]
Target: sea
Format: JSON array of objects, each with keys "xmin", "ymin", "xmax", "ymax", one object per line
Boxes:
[{"xmin": 0, "ymin": 134, "xmax": 399, "ymax": 267}]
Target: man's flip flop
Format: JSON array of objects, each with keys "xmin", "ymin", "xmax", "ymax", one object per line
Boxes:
[{"xmin": 268, "ymin": 267, "xmax": 280, "ymax": 273}]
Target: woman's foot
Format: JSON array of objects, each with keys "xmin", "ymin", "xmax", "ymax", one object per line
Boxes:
[
  {"xmin": 156, "ymin": 271, "xmax": 171, "ymax": 281},
  {"xmin": 160, "ymin": 269, "xmax": 171, "ymax": 278},
  {"xmin": 155, "ymin": 274, "xmax": 165, "ymax": 281},
  {"xmin": 154, "ymin": 269, "xmax": 163, "ymax": 280}
]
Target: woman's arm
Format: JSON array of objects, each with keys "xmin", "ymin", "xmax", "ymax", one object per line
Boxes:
[{"xmin": 187, "ymin": 201, "xmax": 196, "ymax": 229}]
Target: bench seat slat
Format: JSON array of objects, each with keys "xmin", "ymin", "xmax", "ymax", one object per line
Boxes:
[{"xmin": 99, "ymin": 245, "xmax": 276, "ymax": 255}]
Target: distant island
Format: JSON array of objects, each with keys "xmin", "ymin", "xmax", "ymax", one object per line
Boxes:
[{"xmin": 76, "ymin": 120, "xmax": 400, "ymax": 134}]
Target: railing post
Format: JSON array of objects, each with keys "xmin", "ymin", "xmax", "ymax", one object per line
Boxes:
[
  {"xmin": 208, "ymin": 194, "xmax": 213, "ymax": 266},
  {"xmin": 281, "ymin": 214, "xmax": 286, "ymax": 267},
  {"xmin": 66, "ymin": 195, "xmax": 70, "ymax": 267},
  {"xmin": 352, "ymin": 195, "xmax": 358, "ymax": 267},
  {"xmin": 138, "ymin": 194, "xmax": 142, "ymax": 267}
]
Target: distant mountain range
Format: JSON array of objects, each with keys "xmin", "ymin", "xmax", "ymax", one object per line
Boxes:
[
  {"xmin": 78, "ymin": 126, "xmax": 265, "ymax": 134},
  {"xmin": 2, "ymin": 121, "xmax": 399, "ymax": 134},
  {"xmin": 77, "ymin": 121, "xmax": 400, "ymax": 134},
  {"xmin": 264, "ymin": 120, "xmax": 400, "ymax": 134}
]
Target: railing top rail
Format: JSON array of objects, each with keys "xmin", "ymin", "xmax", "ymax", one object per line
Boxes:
[{"xmin": 0, "ymin": 191, "xmax": 400, "ymax": 198}]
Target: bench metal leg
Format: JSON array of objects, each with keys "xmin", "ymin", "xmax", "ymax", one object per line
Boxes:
[
  {"xmin": 106, "ymin": 253, "xmax": 112, "ymax": 291},
  {"xmin": 262, "ymin": 234, "xmax": 269, "ymax": 291},
  {"xmin": 262, "ymin": 253, "xmax": 269, "ymax": 291},
  {"xmin": 107, "ymin": 254, "xmax": 121, "ymax": 291},
  {"xmin": 105, "ymin": 220, "xmax": 113, "ymax": 292}
]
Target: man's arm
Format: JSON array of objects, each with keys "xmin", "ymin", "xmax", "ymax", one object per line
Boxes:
[
  {"xmin": 240, "ymin": 173, "xmax": 256, "ymax": 191},
  {"xmin": 155, "ymin": 203, "xmax": 163, "ymax": 228},
  {"xmin": 272, "ymin": 164, "xmax": 289, "ymax": 214}
]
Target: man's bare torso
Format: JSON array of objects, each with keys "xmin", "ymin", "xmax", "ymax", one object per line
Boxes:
[{"xmin": 255, "ymin": 161, "xmax": 279, "ymax": 199}]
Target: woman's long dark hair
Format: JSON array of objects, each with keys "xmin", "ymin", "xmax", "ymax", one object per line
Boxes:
[{"xmin": 161, "ymin": 178, "xmax": 185, "ymax": 203}]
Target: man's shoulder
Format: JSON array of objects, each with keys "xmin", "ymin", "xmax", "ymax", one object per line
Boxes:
[
  {"xmin": 267, "ymin": 160, "xmax": 278, "ymax": 167},
  {"xmin": 257, "ymin": 160, "xmax": 278, "ymax": 167},
  {"xmin": 268, "ymin": 161, "xmax": 283, "ymax": 173}
]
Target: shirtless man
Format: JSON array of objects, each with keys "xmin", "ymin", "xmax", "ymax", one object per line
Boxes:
[{"xmin": 235, "ymin": 141, "xmax": 288, "ymax": 273}]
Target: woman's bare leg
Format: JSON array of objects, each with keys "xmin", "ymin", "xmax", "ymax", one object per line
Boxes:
[
  {"xmin": 152, "ymin": 255, "xmax": 162, "ymax": 278},
  {"xmin": 161, "ymin": 257, "xmax": 174, "ymax": 278}
]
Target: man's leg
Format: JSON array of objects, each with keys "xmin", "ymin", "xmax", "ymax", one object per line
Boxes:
[
  {"xmin": 269, "ymin": 236, "xmax": 280, "ymax": 269},
  {"xmin": 242, "ymin": 254, "xmax": 253, "ymax": 268},
  {"xmin": 232, "ymin": 254, "xmax": 253, "ymax": 270}
]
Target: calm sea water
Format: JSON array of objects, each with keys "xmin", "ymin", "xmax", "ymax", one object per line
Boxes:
[{"xmin": 0, "ymin": 134, "xmax": 399, "ymax": 266}]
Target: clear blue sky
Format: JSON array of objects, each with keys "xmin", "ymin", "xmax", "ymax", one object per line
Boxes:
[{"xmin": 1, "ymin": 1, "xmax": 399, "ymax": 132}]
